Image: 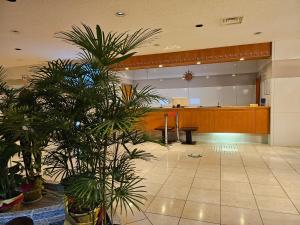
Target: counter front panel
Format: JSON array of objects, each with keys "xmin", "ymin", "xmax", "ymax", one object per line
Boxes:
[{"xmin": 140, "ymin": 107, "xmax": 270, "ymax": 134}]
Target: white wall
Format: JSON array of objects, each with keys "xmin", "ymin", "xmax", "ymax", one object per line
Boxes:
[
  {"xmin": 269, "ymin": 38, "xmax": 300, "ymax": 146},
  {"xmin": 132, "ymin": 72, "xmax": 257, "ymax": 107},
  {"xmin": 271, "ymin": 77, "xmax": 300, "ymax": 146},
  {"xmin": 152, "ymin": 85, "xmax": 255, "ymax": 107}
]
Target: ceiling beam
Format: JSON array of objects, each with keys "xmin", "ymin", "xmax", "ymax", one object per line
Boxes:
[{"xmin": 114, "ymin": 42, "xmax": 272, "ymax": 71}]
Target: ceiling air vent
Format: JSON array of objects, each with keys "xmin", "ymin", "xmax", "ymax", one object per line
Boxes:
[{"xmin": 221, "ymin": 16, "xmax": 243, "ymax": 25}]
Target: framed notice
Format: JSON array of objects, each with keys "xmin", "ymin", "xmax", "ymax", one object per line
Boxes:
[{"xmin": 264, "ymin": 79, "xmax": 271, "ymax": 95}]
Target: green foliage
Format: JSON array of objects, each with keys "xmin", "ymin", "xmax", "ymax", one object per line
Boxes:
[
  {"xmin": 33, "ymin": 24, "xmax": 162, "ymax": 223},
  {"xmin": 0, "ymin": 72, "xmax": 22, "ymax": 199},
  {"xmin": 0, "ymin": 67, "xmax": 51, "ymax": 199}
]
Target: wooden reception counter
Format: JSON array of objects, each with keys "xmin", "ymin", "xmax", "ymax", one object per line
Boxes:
[{"xmin": 140, "ymin": 106, "xmax": 270, "ymax": 134}]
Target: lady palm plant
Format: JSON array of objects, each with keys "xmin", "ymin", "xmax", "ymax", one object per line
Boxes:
[
  {"xmin": 32, "ymin": 24, "xmax": 161, "ymax": 224},
  {"xmin": 0, "ymin": 66, "xmax": 51, "ymax": 203},
  {"xmin": 0, "ymin": 66, "xmax": 21, "ymax": 200}
]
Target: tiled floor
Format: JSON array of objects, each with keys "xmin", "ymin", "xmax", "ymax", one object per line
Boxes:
[{"xmin": 117, "ymin": 142, "xmax": 300, "ymax": 225}]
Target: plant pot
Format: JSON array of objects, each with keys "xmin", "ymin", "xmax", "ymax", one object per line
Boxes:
[
  {"xmin": 0, "ymin": 192, "xmax": 24, "ymax": 212},
  {"xmin": 22, "ymin": 188, "xmax": 42, "ymax": 204},
  {"xmin": 67, "ymin": 208, "xmax": 100, "ymax": 225}
]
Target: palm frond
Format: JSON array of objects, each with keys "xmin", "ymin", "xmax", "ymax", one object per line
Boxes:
[{"xmin": 56, "ymin": 24, "xmax": 161, "ymax": 67}]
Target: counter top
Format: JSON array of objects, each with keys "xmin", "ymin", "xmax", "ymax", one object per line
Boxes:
[{"xmin": 152, "ymin": 106, "xmax": 270, "ymax": 110}]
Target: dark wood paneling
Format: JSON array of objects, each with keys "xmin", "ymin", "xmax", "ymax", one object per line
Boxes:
[{"xmin": 114, "ymin": 42, "xmax": 272, "ymax": 70}]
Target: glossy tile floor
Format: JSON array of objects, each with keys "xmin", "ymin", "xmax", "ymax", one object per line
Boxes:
[{"xmin": 118, "ymin": 142, "xmax": 300, "ymax": 225}]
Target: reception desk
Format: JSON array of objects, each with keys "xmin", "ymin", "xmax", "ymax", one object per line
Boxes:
[{"xmin": 140, "ymin": 106, "xmax": 270, "ymax": 134}]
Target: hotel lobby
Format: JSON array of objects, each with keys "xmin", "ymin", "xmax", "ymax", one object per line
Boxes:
[{"xmin": 1, "ymin": 1, "xmax": 300, "ymax": 225}]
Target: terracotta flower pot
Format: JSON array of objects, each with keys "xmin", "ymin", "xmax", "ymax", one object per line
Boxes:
[{"xmin": 0, "ymin": 192, "xmax": 24, "ymax": 212}]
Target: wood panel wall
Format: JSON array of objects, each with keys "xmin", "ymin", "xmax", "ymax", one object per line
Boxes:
[{"xmin": 114, "ymin": 42, "xmax": 272, "ymax": 70}]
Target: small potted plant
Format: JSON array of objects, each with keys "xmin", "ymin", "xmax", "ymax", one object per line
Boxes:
[
  {"xmin": 16, "ymin": 88, "xmax": 50, "ymax": 204},
  {"xmin": 0, "ymin": 68, "xmax": 49, "ymax": 204},
  {"xmin": 0, "ymin": 66, "xmax": 24, "ymax": 212},
  {"xmin": 0, "ymin": 143, "xmax": 24, "ymax": 212}
]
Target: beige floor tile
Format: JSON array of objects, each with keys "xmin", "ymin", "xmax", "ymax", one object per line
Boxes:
[
  {"xmin": 192, "ymin": 178, "xmax": 220, "ymax": 190},
  {"xmin": 147, "ymin": 166, "xmax": 174, "ymax": 175},
  {"xmin": 142, "ymin": 182, "xmax": 162, "ymax": 195},
  {"xmin": 256, "ymin": 195, "xmax": 298, "ymax": 214},
  {"xmin": 146, "ymin": 196, "xmax": 185, "ymax": 217},
  {"xmin": 157, "ymin": 184, "xmax": 190, "ymax": 200},
  {"xmin": 197, "ymin": 165, "xmax": 220, "ymax": 171},
  {"xmin": 195, "ymin": 171, "xmax": 221, "ymax": 180},
  {"xmin": 146, "ymin": 213, "xmax": 179, "ymax": 225},
  {"xmin": 118, "ymin": 208, "xmax": 146, "ymax": 224},
  {"xmin": 188, "ymin": 188, "xmax": 220, "ymax": 204},
  {"xmin": 261, "ymin": 210, "xmax": 300, "ymax": 225},
  {"xmin": 141, "ymin": 194, "xmax": 155, "ymax": 211},
  {"xmin": 292, "ymin": 199, "xmax": 300, "ymax": 212},
  {"xmin": 178, "ymin": 218, "xmax": 218, "ymax": 225},
  {"xmin": 176, "ymin": 161, "xmax": 199, "ymax": 169},
  {"xmin": 283, "ymin": 185, "xmax": 300, "ymax": 200},
  {"xmin": 172, "ymin": 168, "xmax": 197, "ymax": 178},
  {"xmin": 127, "ymin": 219, "xmax": 152, "ymax": 225},
  {"xmin": 221, "ymin": 206, "xmax": 263, "ymax": 225},
  {"xmin": 248, "ymin": 174, "xmax": 279, "ymax": 186},
  {"xmin": 221, "ymin": 192, "xmax": 257, "ymax": 209},
  {"xmin": 221, "ymin": 181, "xmax": 252, "ymax": 194},
  {"xmin": 221, "ymin": 172, "xmax": 249, "ymax": 183},
  {"xmin": 144, "ymin": 174, "xmax": 169, "ymax": 184},
  {"xmin": 251, "ymin": 184, "xmax": 287, "ymax": 198},
  {"xmin": 165, "ymin": 175, "xmax": 194, "ymax": 187},
  {"xmin": 182, "ymin": 201, "xmax": 220, "ymax": 224}
]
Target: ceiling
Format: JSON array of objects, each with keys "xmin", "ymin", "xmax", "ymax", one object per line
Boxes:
[
  {"xmin": 119, "ymin": 59, "xmax": 268, "ymax": 80},
  {"xmin": 1, "ymin": 0, "xmax": 300, "ymax": 67}
]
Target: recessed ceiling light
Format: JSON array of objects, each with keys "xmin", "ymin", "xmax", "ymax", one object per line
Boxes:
[
  {"xmin": 15, "ymin": 48, "xmax": 22, "ymax": 51},
  {"xmin": 196, "ymin": 61, "xmax": 201, "ymax": 65},
  {"xmin": 254, "ymin": 32, "xmax": 262, "ymax": 35},
  {"xmin": 232, "ymin": 74, "xmax": 236, "ymax": 77},
  {"xmin": 240, "ymin": 57, "xmax": 245, "ymax": 61},
  {"xmin": 195, "ymin": 24, "xmax": 204, "ymax": 28},
  {"xmin": 115, "ymin": 11, "xmax": 126, "ymax": 17},
  {"xmin": 125, "ymin": 67, "xmax": 129, "ymax": 70},
  {"xmin": 158, "ymin": 64, "xmax": 163, "ymax": 68}
]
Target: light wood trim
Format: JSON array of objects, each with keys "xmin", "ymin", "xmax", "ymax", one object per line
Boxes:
[
  {"xmin": 139, "ymin": 107, "xmax": 270, "ymax": 134},
  {"xmin": 114, "ymin": 42, "xmax": 272, "ymax": 70},
  {"xmin": 121, "ymin": 84, "xmax": 132, "ymax": 101}
]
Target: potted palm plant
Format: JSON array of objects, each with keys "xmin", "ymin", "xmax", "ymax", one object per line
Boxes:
[
  {"xmin": 0, "ymin": 66, "xmax": 51, "ymax": 204},
  {"xmin": 0, "ymin": 67, "xmax": 24, "ymax": 212},
  {"xmin": 16, "ymin": 88, "xmax": 50, "ymax": 204},
  {"xmin": 32, "ymin": 24, "xmax": 161, "ymax": 224}
]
